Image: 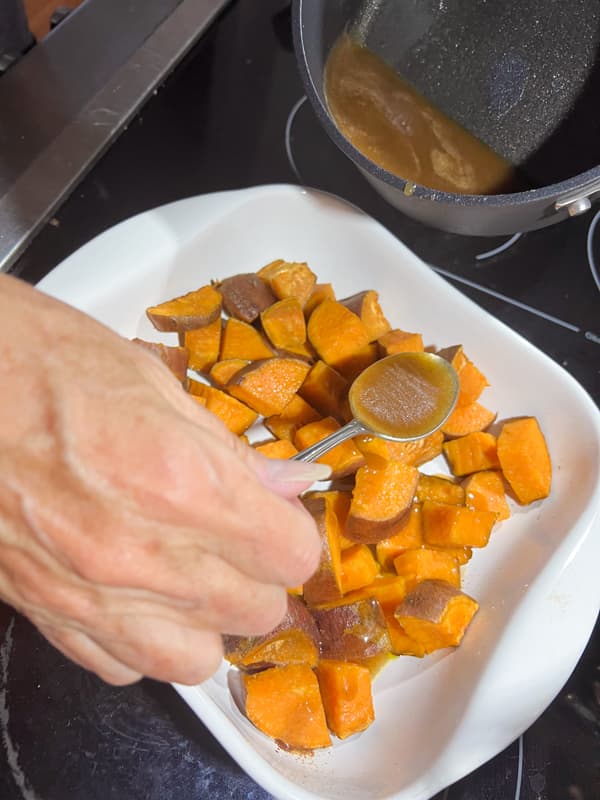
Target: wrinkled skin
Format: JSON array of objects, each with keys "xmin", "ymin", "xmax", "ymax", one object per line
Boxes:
[{"xmin": 0, "ymin": 275, "xmax": 326, "ymax": 685}]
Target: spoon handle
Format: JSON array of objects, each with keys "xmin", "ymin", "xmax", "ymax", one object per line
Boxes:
[{"xmin": 292, "ymin": 418, "xmax": 367, "ymax": 463}]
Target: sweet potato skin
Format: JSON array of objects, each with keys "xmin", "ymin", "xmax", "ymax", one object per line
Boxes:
[
  {"xmin": 313, "ymin": 598, "xmax": 391, "ymax": 661},
  {"xmin": 218, "ymin": 273, "xmax": 276, "ymax": 323}
]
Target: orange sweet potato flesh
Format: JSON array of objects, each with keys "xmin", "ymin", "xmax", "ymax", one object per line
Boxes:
[
  {"xmin": 339, "ymin": 290, "xmax": 391, "ymax": 342},
  {"xmin": 242, "ymin": 663, "xmax": 331, "ymax": 750},
  {"xmin": 188, "ymin": 382, "xmax": 258, "ymax": 435},
  {"xmin": 316, "ymin": 659, "xmax": 375, "ymax": 739},
  {"xmin": 301, "ymin": 495, "xmax": 344, "ymax": 606},
  {"xmin": 307, "ymin": 299, "xmax": 371, "ymax": 371},
  {"xmin": 345, "ymin": 459, "xmax": 420, "ymax": 543},
  {"xmin": 443, "ymin": 431, "xmax": 500, "ymax": 476},
  {"xmin": 298, "ymin": 360, "xmax": 350, "ymax": 421},
  {"xmin": 416, "ymin": 474, "xmax": 465, "ymax": 505},
  {"xmin": 313, "ymin": 598, "xmax": 391, "ymax": 660},
  {"xmin": 442, "ymin": 401, "xmax": 496, "ymax": 438},
  {"xmin": 146, "ymin": 284, "xmax": 222, "ymax": 332},
  {"xmin": 384, "ymin": 615, "xmax": 426, "ymax": 657},
  {"xmin": 294, "ymin": 417, "xmax": 365, "ymax": 479},
  {"xmin": 260, "ymin": 296, "xmax": 307, "ymax": 350},
  {"xmin": 356, "ymin": 429, "xmax": 444, "ymax": 467},
  {"xmin": 438, "ymin": 344, "xmax": 489, "ymax": 406},
  {"xmin": 497, "ymin": 417, "xmax": 552, "ymax": 504},
  {"xmin": 219, "ymin": 318, "xmax": 274, "ymax": 361},
  {"xmin": 463, "ymin": 469, "xmax": 511, "ymax": 521},
  {"xmin": 131, "ymin": 339, "xmax": 189, "ymax": 385},
  {"xmin": 340, "ymin": 544, "xmax": 380, "ymax": 593},
  {"xmin": 377, "ymin": 328, "xmax": 424, "ymax": 356},
  {"xmin": 375, "ymin": 503, "xmax": 423, "ymax": 570},
  {"xmin": 218, "ymin": 272, "xmax": 276, "ymax": 323},
  {"xmin": 227, "ymin": 357, "xmax": 310, "ymax": 416},
  {"xmin": 264, "ymin": 394, "xmax": 321, "ymax": 441},
  {"xmin": 254, "ymin": 438, "xmax": 299, "ymax": 459},
  {"xmin": 393, "ymin": 548, "xmax": 461, "ymax": 591},
  {"xmin": 257, "ymin": 260, "xmax": 317, "ymax": 307},
  {"xmin": 304, "ymin": 282, "xmax": 336, "ymax": 317},
  {"xmin": 183, "ymin": 317, "xmax": 222, "ymax": 372},
  {"xmin": 421, "ymin": 500, "xmax": 497, "ymax": 548},
  {"xmin": 394, "ymin": 580, "xmax": 479, "ymax": 653},
  {"xmin": 208, "ymin": 358, "xmax": 250, "ymax": 386},
  {"xmin": 223, "ymin": 594, "xmax": 319, "ymax": 670}
]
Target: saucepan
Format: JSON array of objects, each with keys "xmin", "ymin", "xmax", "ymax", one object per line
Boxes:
[{"xmin": 292, "ymin": 0, "xmax": 600, "ymax": 236}]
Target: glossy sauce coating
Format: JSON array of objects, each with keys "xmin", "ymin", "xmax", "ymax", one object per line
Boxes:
[
  {"xmin": 349, "ymin": 352, "xmax": 458, "ymax": 440},
  {"xmin": 325, "ymin": 34, "xmax": 518, "ymax": 195}
]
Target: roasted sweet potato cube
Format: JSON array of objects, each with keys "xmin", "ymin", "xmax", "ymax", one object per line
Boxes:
[
  {"xmin": 443, "ymin": 431, "xmax": 501, "ymax": 476},
  {"xmin": 242, "ymin": 664, "xmax": 331, "ymax": 750},
  {"xmin": 340, "ymin": 544, "xmax": 380, "ymax": 594},
  {"xmin": 377, "ymin": 328, "xmax": 424, "ymax": 356},
  {"xmin": 253, "ymin": 439, "xmax": 298, "ymax": 459},
  {"xmin": 313, "ymin": 598, "xmax": 391, "ymax": 660},
  {"xmin": 356, "ymin": 429, "xmax": 444, "ymax": 468},
  {"xmin": 438, "ymin": 344, "xmax": 489, "ymax": 406},
  {"xmin": 188, "ymin": 382, "xmax": 258, "ymax": 435},
  {"xmin": 336, "ymin": 342, "xmax": 379, "ymax": 383},
  {"xmin": 217, "ymin": 272, "xmax": 276, "ymax": 323},
  {"xmin": 340, "ymin": 574, "xmax": 409, "ymax": 613},
  {"xmin": 316, "ymin": 660, "xmax": 375, "ymax": 739},
  {"xmin": 384, "ymin": 614, "xmax": 426, "ymax": 657},
  {"xmin": 146, "ymin": 284, "xmax": 222, "ymax": 332},
  {"xmin": 394, "ymin": 580, "xmax": 479, "ymax": 653},
  {"xmin": 375, "ymin": 503, "xmax": 423, "ymax": 570},
  {"xmin": 264, "ymin": 394, "xmax": 321, "ymax": 441},
  {"xmin": 442, "ymin": 401, "xmax": 496, "ymax": 438},
  {"xmin": 345, "ymin": 459, "xmax": 420, "ymax": 544},
  {"xmin": 421, "ymin": 500, "xmax": 497, "ymax": 548},
  {"xmin": 463, "ymin": 469, "xmax": 511, "ymax": 521},
  {"xmin": 416, "ymin": 474, "xmax": 465, "ymax": 505},
  {"xmin": 131, "ymin": 338, "xmax": 189, "ymax": 385},
  {"xmin": 294, "ymin": 417, "xmax": 365, "ymax": 479},
  {"xmin": 257, "ymin": 260, "xmax": 317, "ymax": 307},
  {"xmin": 227, "ymin": 357, "xmax": 310, "ymax": 416},
  {"xmin": 223, "ymin": 594, "xmax": 320, "ymax": 670},
  {"xmin": 301, "ymin": 495, "xmax": 343, "ymax": 606},
  {"xmin": 260, "ymin": 296, "xmax": 307, "ymax": 350},
  {"xmin": 298, "ymin": 360, "xmax": 350, "ymax": 421},
  {"xmin": 497, "ymin": 417, "xmax": 552, "ymax": 504},
  {"xmin": 183, "ymin": 317, "xmax": 222, "ymax": 373},
  {"xmin": 208, "ymin": 358, "xmax": 250, "ymax": 386},
  {"xmin": 339, "ymin": 290, "xmax": 391, "ymax": 342},
  {"xmin": 219, "ymin": 318, "xmax": 274, "ymax": 361},
  {"xmin": 307, "ymin": 299, "xmax": 371, "ymax": 372},
  {"xmin": 393, "ymin": 548, "xmax": 461, "ymax": 590},
  {"xmin": 304, "ymin": 282, "xmax": 336, "ymax": 317}
]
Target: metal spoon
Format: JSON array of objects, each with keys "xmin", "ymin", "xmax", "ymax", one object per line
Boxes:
[{"xmin": 293, "ymin": 352, "xmax": 459, "ymax": 464}]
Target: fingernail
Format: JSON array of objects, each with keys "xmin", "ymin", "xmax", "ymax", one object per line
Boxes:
[{"xmin": 264, "ymin": 459, "xmax": 332, "ymax": 483}]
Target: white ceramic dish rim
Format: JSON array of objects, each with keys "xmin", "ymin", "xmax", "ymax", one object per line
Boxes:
[{"xmin": 36, "ymin": 184, "xmax": 600, "ymax": 800}]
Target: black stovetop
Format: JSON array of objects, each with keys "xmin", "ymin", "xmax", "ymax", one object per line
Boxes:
[{"xmin": 2, "ymin": 1, "xmax": 599, "ymax": 798}]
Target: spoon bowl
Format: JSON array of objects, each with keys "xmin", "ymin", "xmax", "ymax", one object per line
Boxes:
[{"xmin": 293, "ymin": 352, "xmax": 458, "ymax": 464}]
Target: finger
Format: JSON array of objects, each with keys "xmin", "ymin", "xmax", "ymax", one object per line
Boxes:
[
  {"xmin": 245, "ymin": 451, "xmax": 332, "ymax": 500},
  {"xmin": 89, "ymin": 615, "xmax": 225, "ymax": 685},
  {"xmin": 35, "ymin": 621, "xmax": 142, "ymax": 685}
]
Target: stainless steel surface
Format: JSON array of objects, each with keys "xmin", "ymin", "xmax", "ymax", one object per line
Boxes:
[
  {"xmin": 0, "ymin": 0, "xmax": 232, "ymax": 273},
  {"xmin": 292, "ymin": 418, "xmax": 366, "ymax": 463}
]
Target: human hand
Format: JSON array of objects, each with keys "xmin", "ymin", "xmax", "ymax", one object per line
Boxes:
[{"xmin": 0, "ymin": 275, "xmax": 327, "ymax": 685}]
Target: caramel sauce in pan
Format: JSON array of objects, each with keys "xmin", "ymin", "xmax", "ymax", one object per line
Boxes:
[
  {"xmin": 324, "ymin": 34, "xmax": 518, "ymax": 195},
  {"xmin": 349, "ymin": 352, "xmax": 458, "ymax": 440}
]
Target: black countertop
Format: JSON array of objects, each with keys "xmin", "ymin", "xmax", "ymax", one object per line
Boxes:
[{"xmin": 2, "ymin": 1, "xmax": 599, "ymax": 798}]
